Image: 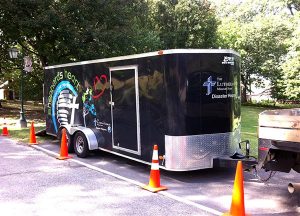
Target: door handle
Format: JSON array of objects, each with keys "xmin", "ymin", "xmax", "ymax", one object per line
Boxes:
[{"xmin": 109, "ymin": 101, "xmax": 115, "ymax": 108}]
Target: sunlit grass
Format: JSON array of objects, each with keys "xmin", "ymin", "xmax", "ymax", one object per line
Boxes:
[
  {"xmin": 1, "ymin": 100, "xmax": 296, "ymax": 158},
  {"xmin": 0, "ymin": 125, "xmax": 54, "ymax": 143},
  {"xmin": 0, "ymin": 100, "xmax": 53, "ymax": 143},
  {"xmin": 241, "ymin": 106, "xmax": 268, "ymax": 157}
]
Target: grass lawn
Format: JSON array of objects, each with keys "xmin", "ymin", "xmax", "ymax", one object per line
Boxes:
[
  {"xmin": 241, "ymin": 106, "xmax": 267, "ymax": 157},
  {"xmin": 0, "ymin": 100, "xmax": 297, "ymax": 158},
  {"xmin": 0, "ymin": 100, "xmax": 51, "ymax": 143}
]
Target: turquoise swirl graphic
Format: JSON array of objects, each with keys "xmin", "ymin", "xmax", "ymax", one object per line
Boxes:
[{"xmin": 51, "ymin": 80, "xmax": 78, "ymax": 133}]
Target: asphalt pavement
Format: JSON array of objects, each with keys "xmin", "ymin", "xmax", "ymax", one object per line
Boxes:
[
  {"xmin": 0, "ymin": 136, "xmax": 213, "ymax": 216},
  {"xmin": 34, "ymin": 139, "xmax": 300, "ymax": 216},
  {"xmin": 1, "ymin": 135, "xmax": 300, "ymax": 216}
]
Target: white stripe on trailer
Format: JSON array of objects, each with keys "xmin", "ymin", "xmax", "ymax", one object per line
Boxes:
[
  {"xmin": 57, "ymin": 113, "xmax": 68, "ymax": 118},
  {"xmin": 60, "ymin": 90, "xmax": 70, "ymax": 94},
  {"xmin": 58, "ymin": 117, "xmax": 68, "ymax": 122},
  {"xmin": 45, "ymin": 49, "xmax": 240, "ymax": 70},
  {"xmin": 58, "ymin": 94, "xmax": 73, "ymax": 99},
  {"xmin": 57, "ymin": 103, "xmax": 70, "ymax": 108},
  {"xmin": 57, "ymin": 110, "xmax": 69, "ymax": 114},
  {"xmin": 58, "ymin": 98, "xmax": 71, "ymax": 104}
]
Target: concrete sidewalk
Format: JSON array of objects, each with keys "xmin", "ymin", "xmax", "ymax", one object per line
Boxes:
[{"xmin": 0, "ymin": 136, "xmax": 211, "ymax": 216}]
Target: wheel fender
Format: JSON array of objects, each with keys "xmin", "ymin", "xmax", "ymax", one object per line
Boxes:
[
  {"xmin": 71, "ymin": 126, "xmax": 104, "ymax": 150},
  {"xmin": 57, "ymin": 125, "xmax": 72, "ymax": 136}
]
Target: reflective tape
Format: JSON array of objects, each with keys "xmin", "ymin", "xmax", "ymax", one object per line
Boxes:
[
  {"xmin": 152, "ymin": 150, "xmax": 158, "ymax": 160},
  {"xmin": 151, "ymin": 163, "xmax": 159, "ymax": 170}
]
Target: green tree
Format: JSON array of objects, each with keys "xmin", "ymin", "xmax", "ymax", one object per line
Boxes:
[
  {"xmin": 148, "ymin": 0, "xmax": 219, "ymax": 49},
  {"xmin": 0, "ymin": 0, "xmax": 160, "ymax": 65},
  {"xmin": 213, "ymin": 0, "xmax": 295, "ymax": 101},
  {"xmin": 280, "ymin": 11, "xmax": 300, "ymax": 100},
  {"xmin": 0, "ymin": 0, "xmax": 161, "ymax": 101}
]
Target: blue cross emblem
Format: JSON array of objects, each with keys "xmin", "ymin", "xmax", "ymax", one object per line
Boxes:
[{"xmin": 203, "ymin": 76, "xmax": 216, "ymax": 95}]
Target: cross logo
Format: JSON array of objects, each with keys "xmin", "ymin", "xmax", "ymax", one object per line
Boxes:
[{"xmin": 203, "ymin": 76, "xmax": 216, "ymax": 95}]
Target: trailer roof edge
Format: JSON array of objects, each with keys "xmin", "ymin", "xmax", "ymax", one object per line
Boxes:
[{"xmin": 44, "ymin": 49, "xmax": 240, "ymax": 70}]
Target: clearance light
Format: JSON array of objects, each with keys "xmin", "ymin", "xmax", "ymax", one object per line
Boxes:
[
  {"xmin": 158, "ymin": 50, "xmax": 164, "ymax": 55},
  {"xmin": 259, "ymin": 147, "xmax": 269, "ymax": 151}
]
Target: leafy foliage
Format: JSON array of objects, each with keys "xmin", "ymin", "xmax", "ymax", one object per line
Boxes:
[
  {"xmin": 279, "ymin": 12, "xmax": 300, "ymax": 100},
  {"xmin": 0, "ymin": 0, "xmax": 298, "ymax": 102},
  {"xmin": 0, "ymin": 0, "xmax": 161, "ymax": 100},
  {"xmin": 0, "ymin": 0, "xmax": 160, "ymax": 65},
  {"xmin": 148, "ymin": 0, "xmax": 218, "ymax": 49},
  {"xmin": 213, "ymin": 0, "xmax": 299, "ymax": 101},
  {"xmin": 0, "ymin": 0, "xmax": 219, "ymax": 101}
]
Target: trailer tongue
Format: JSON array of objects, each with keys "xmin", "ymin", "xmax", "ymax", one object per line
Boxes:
[{"xmin": 44, "ymin": 49, "xmax": 249, "ymax": 171}]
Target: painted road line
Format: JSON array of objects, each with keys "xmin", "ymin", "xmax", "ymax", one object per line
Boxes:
[
  {"xmin": 31, "ymin": 144, "xmax": 222, "ymax": 216},
  {"xmin": 31, "ymin": 145, "xmax": 60, "ymax": 157},
  {"xmin": 31, "ymin": 145, "xmax": 144, "ymax": 187},
  {"xmin": 159, "ymin": 191, "xmax": 222, "ymax": 216}
]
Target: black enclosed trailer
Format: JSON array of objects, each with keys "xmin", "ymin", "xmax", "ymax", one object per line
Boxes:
[{"xmin": 44, "ymin": 49, "xmax": 241, "ymax": 171}]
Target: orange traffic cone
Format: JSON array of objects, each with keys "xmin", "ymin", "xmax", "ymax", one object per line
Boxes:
[
  {"xmin": 1, "ymin": 118, "xmax": 9, "ymax": 136},
  {"xmin": 29, "ymin": 121, "xmax": 38, "ymax": 145},
  {"xmin": 223, "ymin": 161, "xmax": 250, "ymax": 216},
  {"xmin": 142, "ymin": 145, "xmax": 167, "ymax": 192},
  {"xmin": 56, "ymin": 128, "xmax": 72, "ymax": 160}
]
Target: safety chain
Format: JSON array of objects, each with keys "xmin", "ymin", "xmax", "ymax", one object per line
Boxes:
[{"xmin": 254, "ymin": 166, "xmax": 277, "ymax": 182}]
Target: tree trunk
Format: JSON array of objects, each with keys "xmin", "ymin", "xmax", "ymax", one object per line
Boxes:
[
  {"xmin": 241, "ymin": 86, "xmax": 247, "ymax": 103},
  {"xmin": 241, "ymin": 74, "xmax": 247, "ymax": 103}
]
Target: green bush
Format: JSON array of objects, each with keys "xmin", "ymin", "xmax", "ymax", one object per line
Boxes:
[{"xmin": 242, "ymin": 100, "xmax": 300, "ymax": 109}]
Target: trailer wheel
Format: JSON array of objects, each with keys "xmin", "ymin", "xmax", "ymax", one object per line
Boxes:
[
  {"xmin": 57, "ymin": 128, "xmax": 74, "ymax": 153},
  {"xmin": 74, "ymin": 131, "xmax": 90, "ymax": 158}
]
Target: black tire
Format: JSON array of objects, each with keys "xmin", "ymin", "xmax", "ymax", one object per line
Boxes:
[
  {"xmin": 57, "ymin": 127, "xmax": 74, "ymax": 153},
  {"xmin": 74, "ymin": 131, "xmax": 90, "ymax": 158}
]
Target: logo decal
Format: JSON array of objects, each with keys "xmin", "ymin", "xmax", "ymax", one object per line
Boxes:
[
  {"xmin": 92, "ymin": 74, "xmax": 107, "ymax": 99},
  {"xmin": 51, "ymin": 81, "xmax": 79, "ymax": 133},
  {"xmin": 222, "ymin": 56, "xmax": 235, "ymax": 65},
  {"xmin": 82, "ymin": 88, "xmax": 96, "ymax": 127},
  {"xmin": 203, "ymin": 76, "xmax": 216, "ymax": 95}
]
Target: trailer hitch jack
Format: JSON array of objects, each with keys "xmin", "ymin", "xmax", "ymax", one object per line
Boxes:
[{"xmin": 239, "ymin": 140, "xmax": 250, "ymax": 158}]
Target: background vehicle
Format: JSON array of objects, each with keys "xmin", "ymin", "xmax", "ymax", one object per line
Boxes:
[{"xmin": 258, "ymin": 108, "xmax": 300, "ymax": 173}]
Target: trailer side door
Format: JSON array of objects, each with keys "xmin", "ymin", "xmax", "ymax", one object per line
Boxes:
[{"xmin": 109, "ymin": 65, "xmax": 141, "ymax": 155}]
